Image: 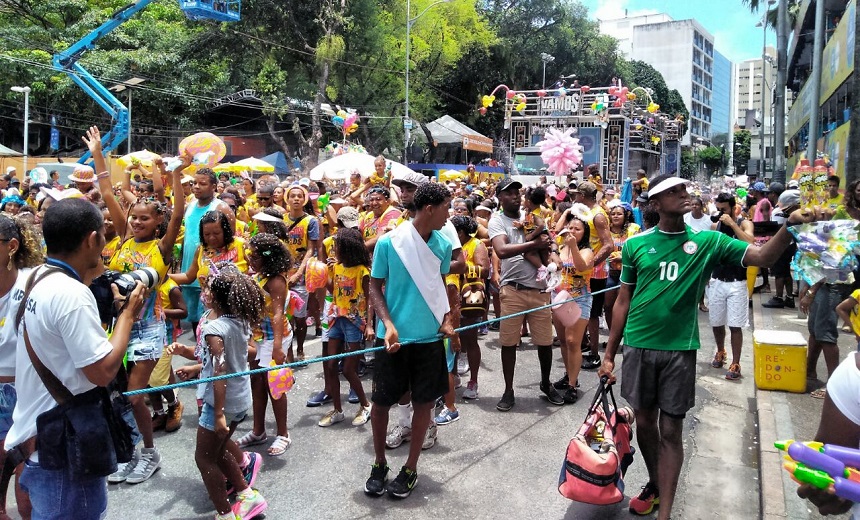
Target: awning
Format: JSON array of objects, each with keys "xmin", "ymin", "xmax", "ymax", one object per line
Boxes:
[
  {"xmin": 424, "ymin": 115, "xmax": 494, "ymax": 153},
  {"xmin": 0, "ymin": 144, "xmax": 22, "ymax": 157}
]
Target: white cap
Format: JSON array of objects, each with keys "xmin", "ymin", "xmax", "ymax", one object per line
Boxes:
[
  {"xmin": 648, "ymin": 177, "xmax": 690, "ymax": 198},
  {"xmin": 5, "ymin": 167, "xmax": 15, "ymax": 174},
  {"xmin": 252, "ymin": 211, "xmax": 283, "ymax": 223}
]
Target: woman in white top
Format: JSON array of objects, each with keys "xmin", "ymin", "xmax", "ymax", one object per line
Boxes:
[
  {"xmin": 0, "ymin": 214, "xmax": 45, "ymax": 519},
  {"xmin": 683, "ymin": 196, "xmax": 713, "ymax": 232}
]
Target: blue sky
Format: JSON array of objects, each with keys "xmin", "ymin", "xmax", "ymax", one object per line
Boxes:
[{"xmin": 580, "ymin": 0, "xmax": 775, "ymax": 63}]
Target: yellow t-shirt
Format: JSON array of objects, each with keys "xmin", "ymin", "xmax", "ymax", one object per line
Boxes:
[
  {"xmin": 827, "ymin": 194, "xmax": 844, "ymax": 210},
  {"xmin": 849, "ymin": 289, "xmax": 860, "ymax": 336},
  {"xmin": 196, "ymin": 237, "xmax": 248, "ymax": 285},
  {"xmin": 327, "ymin": 263, "xmax": 370, "ymax": 331},
  {"xmin": 102, "ymin": 235, "xmax": 121, "ymax": 267},
  {"xmin": 109, "ymin": 238, "xmax": 168, "ymax": 321}
]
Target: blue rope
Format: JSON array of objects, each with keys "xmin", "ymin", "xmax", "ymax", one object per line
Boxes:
[{"xmin": 125, "ymin": 284, "xmax": 620, "ymax": 396}]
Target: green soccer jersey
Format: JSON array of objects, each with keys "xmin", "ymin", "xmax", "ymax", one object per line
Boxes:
[{"xmin": 620, "ymin": 226, "xmax": 749, "ymax": 351}]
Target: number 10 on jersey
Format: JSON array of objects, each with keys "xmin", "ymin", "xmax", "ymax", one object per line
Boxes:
[{"xmin": 659, "ymin": 261, "xmax": 679, "ymax": 281}]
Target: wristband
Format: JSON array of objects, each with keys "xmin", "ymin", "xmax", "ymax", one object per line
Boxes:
[{"xmin": 97, "ymin": 171, "xmax": 111, "ymax": 180}]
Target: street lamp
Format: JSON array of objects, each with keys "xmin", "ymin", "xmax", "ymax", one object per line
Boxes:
[
  {"xmin": 540, "ymin": 53, "xmax": 555, "ymax": 89},
  {"xmin": 110, "ymin": 77, "xmax": 148, "ymax": 154},
  {"xmin": 10, "ymin": 86, "xmax": 31, "ymax": 176},
  {"xmin": 404, "ymin": 0, "xmax": 451, "ymax": 164},
  {"xmin": 756, "ymin": 0, "xmax": 776, "ymax": 179}
]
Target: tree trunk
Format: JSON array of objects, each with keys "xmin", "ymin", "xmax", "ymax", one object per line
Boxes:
[{"xmin": 266, "ymin": 116, "xmax": 292, "ymax": 159}]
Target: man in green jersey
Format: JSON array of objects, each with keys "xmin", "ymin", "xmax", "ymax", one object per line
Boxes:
[{"xmin": 599, "ymin": 174, "xmax": 823, "ymax": 519}]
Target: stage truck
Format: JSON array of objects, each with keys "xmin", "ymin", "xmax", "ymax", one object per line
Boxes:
[{"xmin": 503, "ymin": 87, "xmax": 682, "ymax": 187}]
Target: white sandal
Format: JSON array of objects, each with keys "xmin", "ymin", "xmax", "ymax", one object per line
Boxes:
[
  {"xmin": 236, "ymin": 431, "xmax": 267, "ymax": 448},
  {"xmin": 268, "ymin": 435, "xmax": 292, "ymax": 456}
]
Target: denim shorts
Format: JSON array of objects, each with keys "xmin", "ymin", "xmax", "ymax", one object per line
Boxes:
[
  {"xmin": 20, "ymin": 460, "xmax": 108, "ymax": 520},
  {"xmin": 291, "ymin": 284, "xmax": 309, "ymax": 319},
  {"xmin": 572, "ymin": 292, "xmax": 593, "ymax": 320},
  {"xmin": 199, "ymin": 403, "xmax": 247, "ymax": 432},
  {"xmin": 327, "ymin": 317, "xmax": 363, "ymax": 343},
  {"xmin": 0, "ymin": 383, "xmax": 16, "ymax": 441},
  {"xmin": 127, "ymin": 319, "xmax": 167, "ymax": 362}
]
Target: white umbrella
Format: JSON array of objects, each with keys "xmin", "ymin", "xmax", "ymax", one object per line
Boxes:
[{"xmin": 309, "ymin": 153, "xmax": 413, "ymax": 181}]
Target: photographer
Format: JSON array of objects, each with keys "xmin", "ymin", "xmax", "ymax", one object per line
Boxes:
[{"xmin": 5, "ymin": 198, "xmax": 145, "ymax": 519}]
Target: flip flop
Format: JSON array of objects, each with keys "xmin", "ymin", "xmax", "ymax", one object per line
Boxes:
[
  {"xmin": 268, "ymin": 435, "xmax": 292, "ymax": 456},
  {"xmin": 811, "ymin": 388, "xmax": 827, "ymax": 399}
]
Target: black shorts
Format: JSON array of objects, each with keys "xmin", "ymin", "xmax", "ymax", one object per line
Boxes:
[
  {"xmin": 620, "ymin": 345, "xmax": 697, "ymax": 417},
  {"xmin": 808, "ymin": 284, "xmax": 851, "ymax": 344},
  {"xmin": 589, "ymin": 278, "xmax": 607, "ymax": 319},
  {"xmin": 771, "ymin": 243, "xmax": 796, "ymax": 279},
  {"xmin": 371, "ymin": 340, "xmax": 449, "ymax": 407}
]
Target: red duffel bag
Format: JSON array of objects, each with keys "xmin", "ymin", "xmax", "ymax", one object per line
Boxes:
[{"xmin": 558, "ymin": 377, "xmax": 635, "ymax": 504}]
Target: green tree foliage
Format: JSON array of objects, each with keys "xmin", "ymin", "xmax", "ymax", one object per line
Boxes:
[
  {"xmin": 621, "ymin": 60, "xmax": 689, "ymax": 137},
  {"xmin": 680, "ymin": 149, "xmax": 697, "ymax": 179},
  {"xmin": 733, "ymin": 129, "xmax": 752, "ymax": 175},
  {"xmin": 697, "ymin": 145, "xmax": 724, "ymax": 175}
]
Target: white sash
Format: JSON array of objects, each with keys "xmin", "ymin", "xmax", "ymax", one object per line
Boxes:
[{"xmin": 389, "ymin": 222, "xmax": 449, "ymax": 326}]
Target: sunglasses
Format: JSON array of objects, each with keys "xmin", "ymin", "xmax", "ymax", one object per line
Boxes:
[{"xmin": 257, "ymin": 196, "xmax": 272, "ymax": 201}]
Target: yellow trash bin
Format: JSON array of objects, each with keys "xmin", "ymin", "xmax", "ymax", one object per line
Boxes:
[{"xmin": 753, "ymin": 330, "xmax": 808, "ymax": 393}]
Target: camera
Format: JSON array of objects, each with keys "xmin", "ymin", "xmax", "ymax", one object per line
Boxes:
[
  {"xmin": 90, "ymin": 268, "xmax": 160, "ymax": 326},
  {"xmin": 710, "ymin": 211, "xmax": 724, "ymax": 223}
]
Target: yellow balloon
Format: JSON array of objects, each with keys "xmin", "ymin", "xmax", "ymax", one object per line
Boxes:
[{"xmin": 481, "ymin": 95, "xmax": 495, "ymax": 108}]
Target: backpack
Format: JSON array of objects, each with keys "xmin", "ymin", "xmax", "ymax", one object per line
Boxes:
[{"xmin": 558, "ymin": 377, "xmax": 636, "ymax": 505}]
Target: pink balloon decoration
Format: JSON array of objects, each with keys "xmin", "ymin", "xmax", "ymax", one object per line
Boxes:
[
  {"xmin": 179, "ymin": 132, "xmax": 227, "ymax": 168},
  {"xmin": 506, "ymin": 90, "xmax": 517, "ymax": 99},
  {"xmin": 580, "ymin": 86, "xmax": 590, "ymax": 93},
  {"xmin": 536, "ymin": 90, "xmax": 547, "ymax": 97},
  {"xmin": 620, "ymin": 87, "xmax": 629, "ymax": 97},
  {"xmin": 536, "ymin": 128, "xmax": 583, "ymax": 176},
  {"xmin": 608, "ymin": 86, "xmax": 618, "ymax": 96}
]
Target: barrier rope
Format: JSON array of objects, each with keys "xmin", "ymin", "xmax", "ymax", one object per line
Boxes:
[{"xmin": 125, "ymin": 284, "xmax": 620, "ymax": 396}]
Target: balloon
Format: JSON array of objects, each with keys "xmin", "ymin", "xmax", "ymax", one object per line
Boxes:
[
  {"xmin": 332, "ymin": 116, "xmax": 345, "ymax": 127},
  {"xmin": 613, "ymin": 98, "xmax": 623, "ymax": 107},
  {"xmin": 647, "ymin": 117, "xmax": 655, "ymax": 124},
  {"xmin": 337, "ymin": 109, "xmax": 347, "ymax": 117},
  {"xmin": 479, "ymin": 107, "xmax": 488, "ymax": 115},
  {"xmin": 536, "ymin": 90, "xmax": 547, "ymax": 97},
  {"xmin": 580, "ymin": 85, "xmax": 590, "ymax": 93},
  {"xmin": 515, "ymin": 102, "xmax": 526, "ymax": 113},
  {"xmin": 481, "ymin": 95, "xmax": 495, "ymax": 108},
  {"xmin": 343, "ymin": 114, "xmax": 357, "ymax": 128},
  {"xmin": 736, "ymin": 187, "xmax": 748, "ymax": 199},
  {"xmin": 627, "ymin": 92, "xmax": 636, "ymax": 101},
  {"xmin": 179, "ymin": 132, "xmax": 226, "ymax": 168},
  {"xmin": 620, "ymin": 87, "xmax": 629, "ymax": 97},
  {"xmin": 267, "ymin": 361, "xmax": 295, "ymax": 400},
  {"xmin": 590, "ymin": 102, "xmax": 598, "ymax": 111},
  {"xmin": 535, "ymin": 127, "xmax": 582, "ymax": 175},
  {"xmin": 647, "ymin": 102, "xmax": 660, "ymax": 113},
  {"xmin": 651, "ymin": 136, "xmax": 661, "ymax": 145},
  {"xmin": 608, "ymin": 86, "xmax": 618, "ymax": 96},
  {"xmin": 28, "ymin": 167, "xmax": 48, "ymax": 184},
  {"xmin": 506, "ymin": 90, "xmax": 516, "ymax": 99},
  {"xmin": 600, "ymin": 121, "xmax": 608, "ymax": 129},
  {"xmin": 317, "ymin": 192, "xmax": 331, "ymax": 211},
  {"xmin": 305, "ymin": 259, "xmax": 328, "ymax": 292}
]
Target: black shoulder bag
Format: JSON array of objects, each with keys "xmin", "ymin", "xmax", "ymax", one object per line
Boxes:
[{"xmin": 14, "ymin": 266, "xmax": 133, "ymax": 478}]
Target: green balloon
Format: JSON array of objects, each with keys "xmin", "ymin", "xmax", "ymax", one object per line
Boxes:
[{"xmin": 736, "ymin": 188, "xmax": 748, "ymax": 199}]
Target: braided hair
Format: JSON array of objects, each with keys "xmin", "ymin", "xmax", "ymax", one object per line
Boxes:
[
  {"xmin": 0, "ymin": 214, "xmax": 44, "ymax": 269},
  {"xmin": 249, "ymin": 233, "xmax": 291, "ymax": 277},
  {"xmin": 450, "ymin": 215, "xmax": 478, "ymax": 236},
  {"xmin": 207, "ymin": 262, "xmax": 265, "ymax": 326},
  {"xmin": 335, "ymin": 227, "xmax": 370, "ymax": 268}
]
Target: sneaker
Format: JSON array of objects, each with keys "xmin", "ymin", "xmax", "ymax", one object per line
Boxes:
[
  {"xmin": 581, "ymin": 354, "xmax": 601, "ymax": 370},
  {"xmin": 726, "ymin": 363, "xmax": 742, "ymax": 381},
  {"xmin": 434, "ymin": 396, "xmax": 445, "ymax": 410},
  {"xmin": 454, "ymin": 373, "xmax": 462, "ymax": 389},
  {"xmin": 434, "ymin": 408, "xmax": 460, "ymax": 425},
  {"xmin": 629, "ymin": 481, "xmax": 660, "ymax": 515},
  {"xmin": 318, "ymin": 409, "xmax": 345, "ymax": 427},
  {"xmin": 762, "ymin": 296, "xmax": 785, "ymax": 308},
  {"xmin": 227, "ymin": 452, "xmax": 262, "ymax": 495},
  {"xmin": 347, "ymin": 388, "xmax": 360, "ymax": 404},
  {"xmin": 463, "ymin": 380, "xmax": 478, "ymax": 400},
  {"xmin": 387, "ymin": 466, "xmax": 418, "ymax": 498},
  {"xmin": 125, "ymin": 448, "xmax": 161, "ymax": 484},
  {"xmin": 488, "ymin": 321, "xmax": 500, "ymax": 331},
  {"xmin": 352, "ymin": 405, "xmax": 371, "ymax": 426},
  {"xmin": 711, "ymin": 350, "xmax": 727, "ymax": 368},
  {"xmin": 232, "ymin": 489, "xmax": 268, "ymax": 520},
  {"xmin": 563, "ymin": 387, "xmax": 578, "ymax": 404},
  {"xmin": 306, "ymin": 391, "xmax": 332, "ymax": 407},
  {"xmin": 165, "ymin": 400, "xmax": 184, "ymax": 432},
  {"xmin": 784, "ymin": 297, "xmax": 796, "ymax": 309},
  {"xmin": 385, "ymin": 425, "xmax": 412, "ymax": 448},
  {"xmin": 553, "ymin": 374, "xmax": 570, "ymax": 390},
  {"xmin": 151, "ymin": 412, "xmax": 167, "ymax": 431},
  {"xmin": 108, "ymin": 450, "xmax": 139, "ymax": 483},
  {"xmin": 456, "ymin": 355, "xmax": 469, "ymax": 375},
  {"xmin": 496, "ymin": 390, "xmax": 515, "ymax": 412},
  {"xmin": 364, "ymin": 463, "xmax": 389, "ymax": 496},
  {"xmin": 422, "ymin": 423, "xmax": 437, "ymax": 450},
  {"xmin": 540, "ymin": 382, "xmax": 565, "ymax": 406},
  {"xmin": 478, "ymin": 324, "xmax": 489, "ymax": 336}
]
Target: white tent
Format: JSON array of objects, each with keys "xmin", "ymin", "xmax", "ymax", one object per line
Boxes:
[
  {"xmin": 422, "ymin": 115, "xmax": 493, "ymax": 153},
  {"xmin": 0, "ymin": 144, "xmax": 22, "ymax": 157}
]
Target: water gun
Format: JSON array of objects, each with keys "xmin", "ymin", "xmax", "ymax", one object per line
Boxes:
[{"xmin": 775, "ymin": 440, "xmax": 860, "ymax": 502}]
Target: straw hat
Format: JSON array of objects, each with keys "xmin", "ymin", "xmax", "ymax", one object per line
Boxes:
[{"xmin": 69, "ymin": 164, "xmax": 96, "ymax": 183}]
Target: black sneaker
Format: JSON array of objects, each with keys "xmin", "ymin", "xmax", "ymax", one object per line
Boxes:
[
  {"xmin": 364, "ymin": 463, "xmax": 389, "ymax": 496},
  {"xmin": 563, "ymin": 387, "xmax": 578, "ymax": 404},
  {"xmin": 553, "ymin": 374, "xmax": 570, "ymax": 390},
  {"xmin": 387, "ymin": 466, "xmax": 418, "ymax": 498},
  {"xmin": 784, "ymin": 297, "xmax": 796, "ymax": 309},
  {"xmin": 762, "ymin": 296, "xmax": 785, "ymax": 309},
  {"xmin": 540, "ymin": 382, "xmax": 565, "ymax": 406},
  {"xmin": 581, "ymin": 354, "xmax": 601, "ymax": 370},
  {"xmin": 496, "ymin": 390, "xmax": 515, "ymax": 412},
  {"xmin": 488, "ymin": 321, "xmax": 500, "ymax": 331}
]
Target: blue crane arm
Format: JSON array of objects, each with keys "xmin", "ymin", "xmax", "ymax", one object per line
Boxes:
[{"xmin": 52, "ymin": 0, "xmax": 157, "ymax": 163}]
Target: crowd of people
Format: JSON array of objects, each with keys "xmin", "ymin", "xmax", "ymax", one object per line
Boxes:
[{"xmin": 0, "ymin": 127, "xmax": 856, "ymax": 519}]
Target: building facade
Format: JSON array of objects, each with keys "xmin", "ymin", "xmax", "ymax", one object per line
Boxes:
[{"xmin": 735, "ymin": 47, "xmax": 777, "ymax": 177}]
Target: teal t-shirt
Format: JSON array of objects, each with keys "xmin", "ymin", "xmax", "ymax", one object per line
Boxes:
[
  {"xmin": 620, "ymin": 226, "xmax": 749, "ymax": 351},
  {"xmin": 371, "ymin": 230, "xmax": 452, "ymax": 343}
]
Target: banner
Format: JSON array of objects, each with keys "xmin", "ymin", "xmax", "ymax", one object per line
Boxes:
[
  {"xmin": 820, "ymin": 0, "xmax": 855, "ymax": 104},
  {"xmin": 825, "ymin": 121, "xmax": 850, "ymax": 182}
]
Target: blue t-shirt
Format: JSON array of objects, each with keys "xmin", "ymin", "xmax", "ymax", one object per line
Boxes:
[{"xmin": 371, "ymin": 230, "xmax": 452, "ymax": 343}]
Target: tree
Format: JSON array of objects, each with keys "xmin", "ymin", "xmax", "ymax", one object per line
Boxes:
[
  {"xmin": 680, "ymin": 149, "xmax": 697, "ymax": 179},
  {"xmin": 621, "ymin": 60, "xmax": 689, "ymax": 137},
  {"xmin": 733, "ymin": 129, "xmax": 752, "ymax": 176},
  {"xmin": 697, "ymin": 145, "xmax": 724, "ymax": 175}
]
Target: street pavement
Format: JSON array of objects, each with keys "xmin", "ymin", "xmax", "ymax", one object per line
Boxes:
[{"xmin": 4, "ymin": 291, "xmax": 853, "ymax": 519}]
